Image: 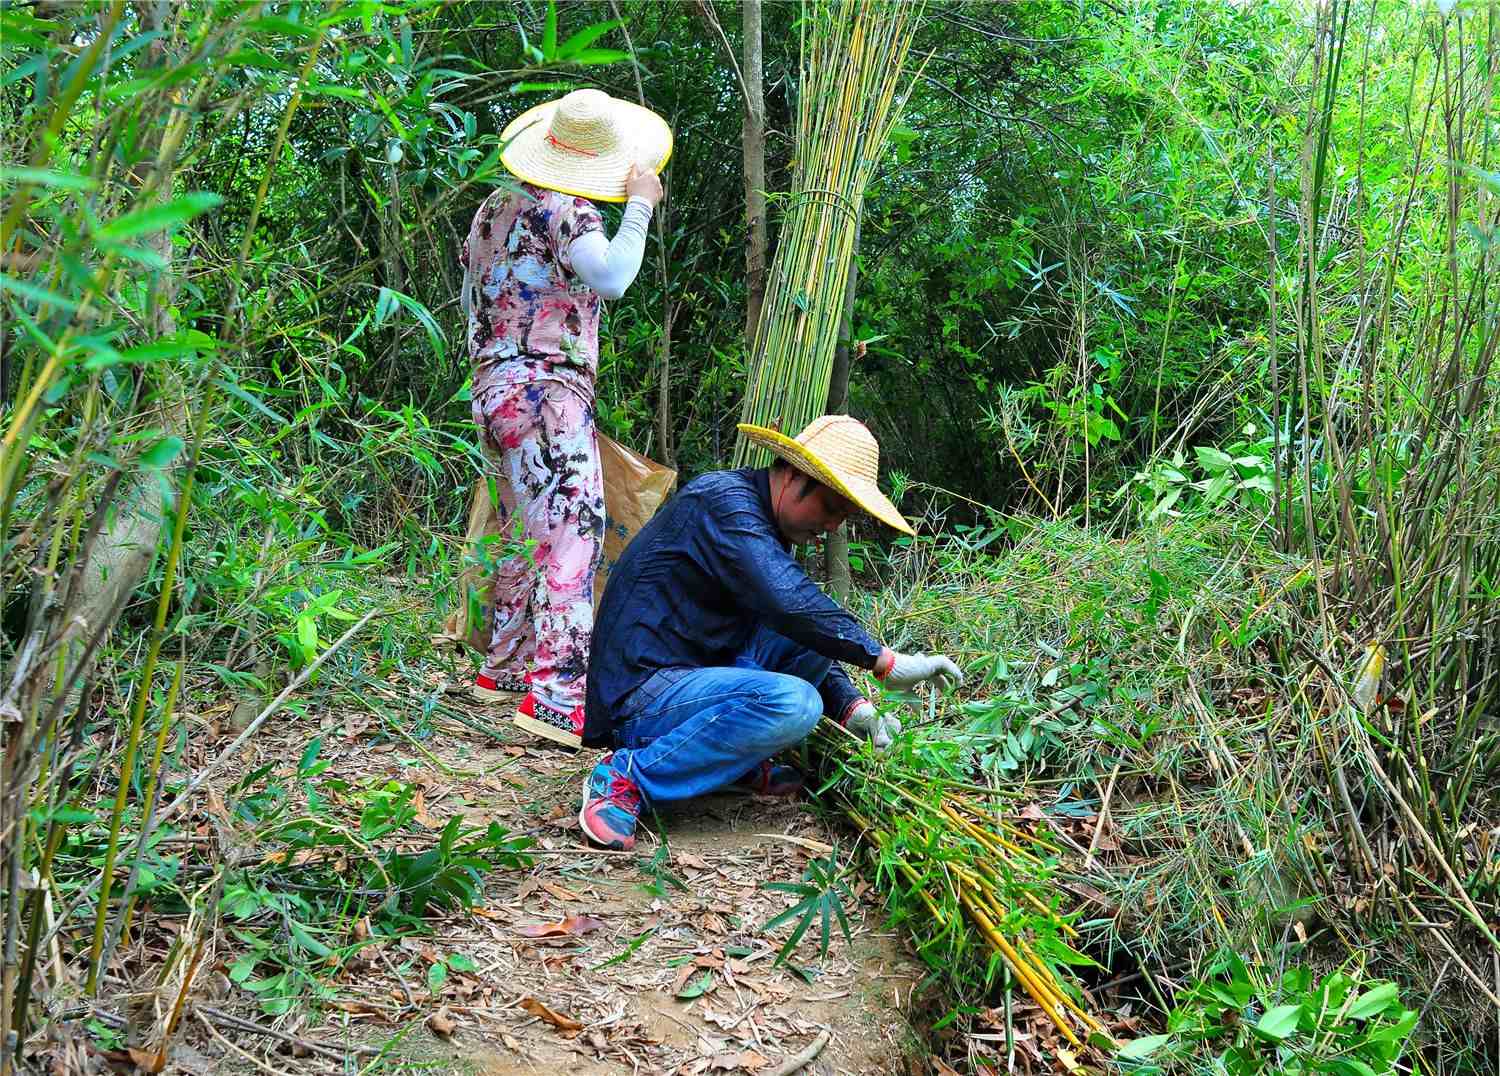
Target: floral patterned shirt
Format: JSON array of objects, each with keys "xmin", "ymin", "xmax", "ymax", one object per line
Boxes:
[{"xmin": 462, "ymin": 183, "xmax": 605, "ymax": 397}]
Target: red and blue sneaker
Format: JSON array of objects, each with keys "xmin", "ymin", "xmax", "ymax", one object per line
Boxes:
[
  {"xmin": 579, "ymin": 757, "xmax": 643, "ymax": 851},
  {"xmin": 513, "ymin": 691, "xmax": 583, "ymax": 749},
  {"xmin": 733, "ymin": 760, "xmax": 804, "ymax": 798}
]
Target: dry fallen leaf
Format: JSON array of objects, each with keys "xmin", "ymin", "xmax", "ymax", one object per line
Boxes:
[
  {"xmin": 412, "ymin": 787, "xmax": 439, "ymax": 829},
  {"xmin": 677, "ymin": 852, "xmax": 711, "ymax": 870},
  {"xmin": 126, "ymin": 1047, "xmax": 163, "ymax": 1074},
  {"xmin": 519, "ymin": 996, "xmax": 583, "ymax": 1032},
  {"xmin": 540, "ymin": 880, "xmax": 583, "ymax": 901},
  {"xmin": 515, "ymin": 915, "xmax": 605, "ymax": 938},
  {"xmin": 205, "ymin": 787, "xmax": 230, "ymax": 823},
  {"xmin": 427, "ymin": 1007, "xmax": 457, "ymax": 1039},
  {"xmin": 710, "ymin": 1048, "xmax": 768, "ymax": 1071}
]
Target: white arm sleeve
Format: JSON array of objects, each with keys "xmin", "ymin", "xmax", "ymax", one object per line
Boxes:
[{"xmin": 567, "ymin": 196, "xmax": 654, "ymax": 300}]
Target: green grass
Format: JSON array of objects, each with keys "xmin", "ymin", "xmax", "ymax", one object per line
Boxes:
[{"xmin": 820, "ymin": 508, "xmax": 1491, "ymax": 1071}]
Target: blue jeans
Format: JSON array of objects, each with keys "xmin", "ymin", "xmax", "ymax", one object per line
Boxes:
[{"xmin": 608, "ymin": 626, "xmax": 831, "ymax": 803}]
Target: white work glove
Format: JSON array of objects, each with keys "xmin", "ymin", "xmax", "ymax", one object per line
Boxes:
[
  {"xmin": 882, "ymin": 651, "xmax": 964, "ymax": 693},
  {"xmin": 844, "ymin": 701, "xmax": 901, "ymax": 750}
]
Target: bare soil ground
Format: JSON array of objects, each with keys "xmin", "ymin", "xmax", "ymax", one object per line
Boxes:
[{"xmin": 123, "ymin": 676, "xmax": 934, "ymax": 1075}]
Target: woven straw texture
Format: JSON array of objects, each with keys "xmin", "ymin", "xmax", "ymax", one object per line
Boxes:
[
  {"xmin": 738, "ymin": 415, "xmax": 913, "ymax": 535},
  {"xmin": 500, "ymin": 89, "xmax": 672, "ymax": 203}
]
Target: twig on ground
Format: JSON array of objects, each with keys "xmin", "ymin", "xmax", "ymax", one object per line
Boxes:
[
  {"xmin": 377, "ymin": 944, "xmax": 418, "ymax": 1012},
  {"xmin": 195, "ymin": 1010, "xmax": 304, "ymax": 1076},
  {"xmin": 765, "ymin": 1029, "xmax": 831, "ymax": 1076},
  {"xmin": 159, "ymin": 608, "xmax": 382, "ymax": 826},
  {"xmin": 198, "ymin": 1006, "xmax": 384, "ymax": 1061},
  {"xmin": 1083, "ymin": 761, "xmax": 1121, "ymax": 871}
]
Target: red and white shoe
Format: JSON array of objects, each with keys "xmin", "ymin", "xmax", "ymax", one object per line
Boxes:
[
  {"xmin": 513, "ymin": 691, "xmax": 583, "ymax": 749},
  {"xmin": 470, "ymin": 671, "xmax": 529, "ymax": 703}
]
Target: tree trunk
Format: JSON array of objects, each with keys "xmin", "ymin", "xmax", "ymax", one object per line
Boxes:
[
  {"xmin": 742, "ymin": 0, "xmax": 767, "ymax": 352},
  {"xmin": 72, "ymin": 1, "xmax": 187, "ymax": 652},
  {"xmin": 824, "ymin": 216, "xmax": 859, "ymax": 599}
]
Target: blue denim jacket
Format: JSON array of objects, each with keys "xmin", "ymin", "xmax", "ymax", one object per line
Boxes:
[{"xmin": 583, "ymin": 468, "xmax": 883, "ymax": 747}]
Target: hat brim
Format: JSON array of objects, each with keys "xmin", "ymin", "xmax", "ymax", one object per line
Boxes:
[
  {"xmin": 738, "ymin": 423, "xmax": 915, "ymax": 536},
  {"xmin": 500, "ymin": 98, "xmax": 673, "ymax": 204}
]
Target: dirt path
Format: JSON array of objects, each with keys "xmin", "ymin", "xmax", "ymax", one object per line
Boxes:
[{"xmin": 189, "ymin": 678, "xmax": 930, "ymax": 1075}]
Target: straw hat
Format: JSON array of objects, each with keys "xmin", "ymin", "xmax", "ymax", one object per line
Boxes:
[
  {"xmin": 500, "ymin": 89, "xmax": 672, "ymax": 203},
  {"xmin": 738, "ymin": 415, "xmax": 914, "ymax": 536}
]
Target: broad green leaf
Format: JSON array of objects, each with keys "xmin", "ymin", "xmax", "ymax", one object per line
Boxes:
[
  {"xmin": 1345, "ymin": 981, "xmax": 1400, "ymax": 1020},
  {"xmin": 1254, "ymin": 1002, "xmax": 1302, "ymax": 1041},
  {"xmin": 0, "ymin": 273, "xmax": 82, "ymax": 313},
  {"xmin": 139, "ymin": 436, "xmax": 184, "ymax": 470},
  {"xmin": 567, "ymin": 48, "xmax": 631, "ymax": 66},
  {"xmin": 229, "ymin": 955, "xmax": 256, "ymax": 983},
  {"xmin": 296, "ymin": 615, "xmax": 318, "ymax": 661},
  {"xmin": 427, "ymin": 961, "xmax": 448, "ymax": 993},
  {"xmin": 555, "ymin": 19, "xmax": 623, "ymax": 60},
  {"xmin": 299, "ymin": 736, "xmax": 323, "ymax": 776},
  {"xmin": 52, "ymin": 805, "xmax": 96, "ymax": 824},
  {"xmin": 86, "ymin": 334, "xmax": 210, "ymax": 371},
  {"xmin": 1194, "ymin": 446, "xmax": 1234, "ymax": 473},
  {"xmin": 0, "ymin": 166, "xmax": 97, "ymax": 191},
  {"xmin": 447, "ymin": 953, "xmax": 478, "ymax": 973},
  {"xmin": 675, "ymin": 969, "xmax": 714, "ymax": 999},
  {"xmin": 1115, "ymin": 1033, "xmax": 1170, "ymax": 1059},
  {"xmin": 97, "ymin": 192, "xmax": 221, "ymax": 241},
  {"xmin": 289, "ymin": 920, "xmax": 332, "ymax": 958}
]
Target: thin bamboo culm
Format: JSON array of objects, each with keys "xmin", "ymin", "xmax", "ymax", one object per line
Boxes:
[{"xmin": 732, "ymin": 0, "xmax": 924, "ymax": 465}]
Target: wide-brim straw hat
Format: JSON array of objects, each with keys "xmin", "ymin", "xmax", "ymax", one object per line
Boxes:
[
  {"xmin": 500, "ymin": 88, "xmax": 672, "ymax": 203},
  {"xmin": 738, "ymin": 415, "xmax": 914, "ymax": 536}
]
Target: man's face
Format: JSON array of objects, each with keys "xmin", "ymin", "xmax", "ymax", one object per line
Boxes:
[{"xmin": 774, "ymin": 472, "xmax": 856, "ymax": 546}]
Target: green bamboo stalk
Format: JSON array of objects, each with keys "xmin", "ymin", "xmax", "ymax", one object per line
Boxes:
[{"xmin": 733, "ymin": 0, "xmax": 925, "ymax": 465}]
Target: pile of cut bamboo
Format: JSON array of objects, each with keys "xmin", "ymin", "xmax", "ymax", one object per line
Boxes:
[
  {"xmin": 820, "ymin": 723, "xmax": 1114, "ymax": 1052},
  {"xmin": 732, "ymin": 0, "xmax": 924, "ymax": 464}
]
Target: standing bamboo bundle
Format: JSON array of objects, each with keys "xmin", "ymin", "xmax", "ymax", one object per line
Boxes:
[{"xmin": 732, "ymin": 0, "xmax": 924, "ymax": 466}]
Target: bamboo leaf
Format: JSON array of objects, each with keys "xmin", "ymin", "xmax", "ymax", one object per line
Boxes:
[
  {"xmin": 555, "ymin": 19, "xmax": 623, "ymax": 60},
  {"xmin": 541, "ymin": 0, "xmax": 557, "ymax": 59},
  {"xmin": 96, "ymin": 192, "xmax": 221, "ymax": 241}
]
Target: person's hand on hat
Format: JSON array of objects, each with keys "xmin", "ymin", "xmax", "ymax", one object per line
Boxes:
[
  {"xmin": 879, "ymin": 649, "xmax": 964, "ymax": 693},
  {"xmin": 625, "ymin": 162, "xmax": 663, "ymax": 207}
]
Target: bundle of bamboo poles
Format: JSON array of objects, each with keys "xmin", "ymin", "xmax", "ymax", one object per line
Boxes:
[
  {"xmin": 732, "ymin": 0, "xmax": 924, "ymax": 466},
  {"xmin": 818, "ymin": 723, "xmax": 1114, "ymax": 1053}
]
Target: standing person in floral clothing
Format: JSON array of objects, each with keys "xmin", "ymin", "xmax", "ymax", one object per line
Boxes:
[{"xmin": 461, "ymin": 89, "xmax": 671, "ymax": 748}]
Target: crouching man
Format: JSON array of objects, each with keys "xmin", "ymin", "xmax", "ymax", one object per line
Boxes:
[{"xmin": 577, "ymin": 415, "xmax": 963, "ymax": 850}]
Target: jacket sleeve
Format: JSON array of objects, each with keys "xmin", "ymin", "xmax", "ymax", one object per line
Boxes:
[
  {"xmin": 816, "ymin": 663, "xmax": 864, "ymax": 722},
  {"xmin": 696, "ymin": 493, "xmax": 883, "ymax": 669}
]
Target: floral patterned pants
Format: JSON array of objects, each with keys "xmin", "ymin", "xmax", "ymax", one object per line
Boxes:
[{"xmin": 472, "ymin": 378, "xmax": 604, "ymax": 712}]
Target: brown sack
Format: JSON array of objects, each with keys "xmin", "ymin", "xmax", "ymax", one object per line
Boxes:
[{"xmin": 437, "ymin": 434, "xmax": 676, "ymax": 654}]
